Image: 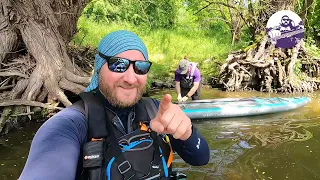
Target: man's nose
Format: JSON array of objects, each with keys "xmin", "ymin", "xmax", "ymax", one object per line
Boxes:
[{"xmin": 123, "ymin": 64, "xmax": 137, "ymax": 84}]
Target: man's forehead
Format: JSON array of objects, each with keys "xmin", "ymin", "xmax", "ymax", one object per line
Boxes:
[{"xmin": 115, "ymin": 50, "xmax": 145, "ymax": 60}]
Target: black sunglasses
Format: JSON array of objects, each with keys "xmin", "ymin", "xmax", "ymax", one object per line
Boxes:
[{"xmin": 98, "ymin": 52, "xmax": 152, "ymax": 75}]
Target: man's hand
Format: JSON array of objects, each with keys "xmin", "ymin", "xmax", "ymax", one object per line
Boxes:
[
  {"xmin": 150, "ymin": 94, "xmax": 192, "ymax": 140},
  {"xmin": 179, "ymin": 96, "xmax": 188, "ymax": 102},
  {"xmin": 177, "ymin": 94, "xmax": 182, "ymax": 102}
]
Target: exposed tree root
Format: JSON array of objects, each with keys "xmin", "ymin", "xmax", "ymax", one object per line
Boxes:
[{"xmin": 218, "ymin": 37, "xmax": 320, "ymax": 93}]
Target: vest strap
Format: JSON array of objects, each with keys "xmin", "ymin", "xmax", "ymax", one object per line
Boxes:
[
  {"xmin": 141, "ymin": 97, "xmax": 158, "ymax": 120},
  {"xmin": 187, "ymin": 62, "xmax": 197, "ymax": 79},
  {"xmin": 74, "ymin": 92, "xmax": 171, "ymax": 180},
  {"xmin": 104, "ymin": 108, "xmax": 138, "ymax": 180},
  {"xmin": 79, "ymin": 92, "xmax": 108, "ymax": 139}
]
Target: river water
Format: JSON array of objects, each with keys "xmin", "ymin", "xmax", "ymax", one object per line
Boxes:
[{"xmin": 1, "ymin": 88, "xmax": 319, "ymax": 180}]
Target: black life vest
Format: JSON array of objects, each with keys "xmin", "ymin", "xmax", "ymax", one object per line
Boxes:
[
  {"xmin": 73, "ymin": 92, "xmax": 173, "ymax": 180},
  {"xmin": 180, "ymin": 63, "xmax": 198, "ymax": 89},
  {"xmin": 180, "ymin": 75, "xmax": 194, "ymax": 89}
]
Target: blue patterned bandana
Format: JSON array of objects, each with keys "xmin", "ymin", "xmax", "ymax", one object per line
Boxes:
[{"xmin": 85, "ymin": 30, "xmax": 148, "ymax": 92}]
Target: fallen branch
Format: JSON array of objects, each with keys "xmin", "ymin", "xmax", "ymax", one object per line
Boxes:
[
  {"xmin": 10, "ymin": 112, "xmax": 34, "ymax": 117},
  {"xmin": 0, "ymin": 99, "xmax": 63, "ymax": 110},
  {"xmin": 0, "ymin": 85, "xmax": 14, "ymax": 90},
  {"xmin": 0, "ymin": 71, "xmax": 29, "ymax": 78}
]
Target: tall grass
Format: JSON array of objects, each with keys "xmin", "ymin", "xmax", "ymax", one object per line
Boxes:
[{"xmin": 72, "ymin": 16, "xmax": 249, "ymax": 81}]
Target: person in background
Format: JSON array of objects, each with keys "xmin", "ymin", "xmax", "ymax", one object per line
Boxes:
[{"xmin": 175, "ymin": 57, "xmax": 201, "ymax": 102}]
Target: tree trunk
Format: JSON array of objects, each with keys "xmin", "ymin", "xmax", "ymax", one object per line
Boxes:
[
  {"xmin": 299, "ymin": 0, "xmax": 314, "ymax": 23},
  {"xmin": 227, "ymin": 0, "xmax": 242, "ymax": 44},
  {"xmin": 0, "ymin": 0, "xmax": 18, "ymax": 66},
  {"xmin": 0, "ymin": 0, "xmax": 91, "ymax": 134}
]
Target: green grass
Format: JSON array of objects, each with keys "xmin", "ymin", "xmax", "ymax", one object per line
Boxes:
[{"xmin": 72, "ymin": 16, "xmax": 249, "ymax": 81}]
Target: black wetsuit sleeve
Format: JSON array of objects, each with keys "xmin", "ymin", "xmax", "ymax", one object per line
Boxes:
[
  {"xmin": 19, "ymin": 107, "xmax": 87, "ymax": 180},
  {"xmin": 152, "ymin": 99, "xmax": 210, "ymax": 166}
]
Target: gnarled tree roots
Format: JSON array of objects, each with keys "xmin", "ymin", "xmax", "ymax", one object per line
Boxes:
[
  {"xmin": 218, "ymin": 37, "xmax": 320, "ymax": 93},
  {"xmin": 0, "ymin": 0, "xmax": 92, "ymax": 134}
]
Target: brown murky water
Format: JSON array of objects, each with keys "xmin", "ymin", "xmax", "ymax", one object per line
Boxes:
[
  {"xmin": 1, "ymin": 88, "xmax": 319, "ymax": 180},
  {"xmin": 0, "ymin": 122, "xmax": 40, "ymax": 180}
]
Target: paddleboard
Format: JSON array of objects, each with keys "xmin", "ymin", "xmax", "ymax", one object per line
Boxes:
[{"xmin": 177, "ymin": 97, "xmax": 311, "ymax": 119}]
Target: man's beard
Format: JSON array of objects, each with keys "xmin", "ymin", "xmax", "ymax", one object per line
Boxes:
[{"xmin": 98, "ymin": 74, "xmax": 145, "ymax": 108}]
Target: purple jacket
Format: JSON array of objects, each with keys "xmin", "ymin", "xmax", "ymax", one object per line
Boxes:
[{"xmin": 175, "ymin": 63, "xmax": 201, "ymax": 82}]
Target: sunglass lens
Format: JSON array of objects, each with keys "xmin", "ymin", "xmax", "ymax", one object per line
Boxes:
[
  {"xmin": 108, "ymin": 58, "xmax": 130, "ymax": 72},
  {"xmin": 134, "ymin": 61, "xmax": 151, "ymax": 75}
]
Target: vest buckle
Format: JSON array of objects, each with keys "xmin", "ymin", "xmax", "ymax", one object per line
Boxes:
[{"xmin": 118, "ymin": 160, "xmax": 132, "ymax": 174}]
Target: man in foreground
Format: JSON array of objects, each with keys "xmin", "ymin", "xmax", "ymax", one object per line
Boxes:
[{"xmin": 20, "ymin": 30, "xmax": 210, "ymax": 180}]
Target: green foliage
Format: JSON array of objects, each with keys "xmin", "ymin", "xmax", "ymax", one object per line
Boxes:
[
  {"xmin": 72, "ymin": 0, "xmax": 320, "ymax": 85},
  {"xmin": 184, "ymin": 0, "xmax": 231, "ymax": 33},
  {"xmin": 184, "ymin": 0, "xmax": 263, "ymax": 42},
  {"xmin": 82, "ymin": 0, "xmax": 181, "ymax": 29},
  {"xmin": 72, "ymin": 17, "xmax": 248, "ymax": 82},
  {"xmin": 305, "ymin": 38, "xmax": 320, "ymax": 58},
  {"xmin": 306, "ymin": 0, "xmax": 320, "ymax": 44},
  {"xmin": 145, "ymin": 78, "xmax": 152, "ymax": 93},
  {"xmin": 72, "ymin": 17, "xmax": 136, "ymax": 47},
  {"xmin": 82, "ymin": 0, "xmax": 118, "ymax": 22},
  {"xmin": 294, "ymin": 59, "xmax": 302, "ymax": 75}
]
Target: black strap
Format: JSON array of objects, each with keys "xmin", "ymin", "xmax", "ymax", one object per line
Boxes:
[
  {"xmin": 75, "ymin": 93, "xmax": 165, "ymax": 180},
  {"xmin": 79, "ymin": 92, "xmax": 137, "ymax": 180},
  {"xmin": 79, "ymin": 92, "xmax": 109, "ymax": 139},
  {"xmin": 150, "ymin": 131, "xmax": 162, "ymax": 167},
  {"xmin": 141, "ymin": 97, "xmax": 158, "ymax": 120},
  {"xmin": 141, "ymin": 98, "xmax": 165, "ymax": 177},
  {"xmin": 104, "ymin": 109, "xmax": 138, "ymax": 180}
]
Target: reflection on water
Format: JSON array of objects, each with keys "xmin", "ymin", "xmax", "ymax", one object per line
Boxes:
[
  {"xmin": 186, "ymin": 119, "xmax": 320, "ymax": 180},
  {"xmin": 0, "ymin": 122, "xmax": 40, "ymax": 180},
  {"xmin": 151, "ymin": 88, "xmax": 320, "ymax": 180},
  {"xmin": 1, "ymin": 88, "xmax": 320, "ymax": 180}
]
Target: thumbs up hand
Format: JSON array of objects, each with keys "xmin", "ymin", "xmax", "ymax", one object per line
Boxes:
[{"xmin": 150, "ymin": 94, "xmax": 192, "ymax": 140}]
